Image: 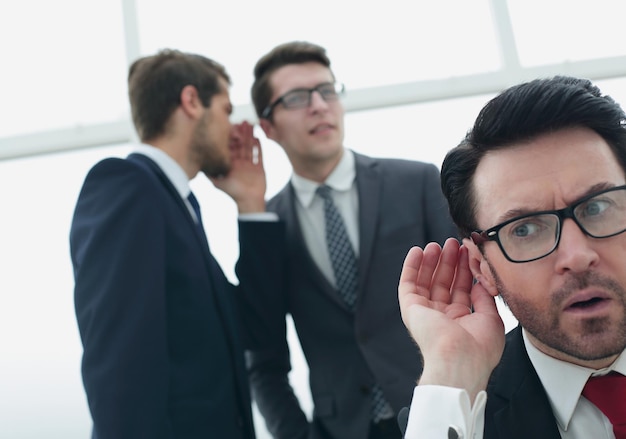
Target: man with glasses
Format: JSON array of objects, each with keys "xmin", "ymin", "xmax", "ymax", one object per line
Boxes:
[
  {"xmin": 398, "ymin": 76, "xmax": 626, "ymax": 438},
  {"xmin": 232, "ymin": 41, "xmax": 456, "ymax": 439}
]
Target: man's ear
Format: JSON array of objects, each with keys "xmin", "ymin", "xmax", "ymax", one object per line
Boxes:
[
  {"xmin": 462, "ymin": 237, "xmax": 498, "ymax": 297},
  {"xmin": 259, "ymin": 118, "xmax": 276, "ymax": 141},
  {"xmin": 179, "ymin": 85, "xmax": 203, "ymax": 119}
]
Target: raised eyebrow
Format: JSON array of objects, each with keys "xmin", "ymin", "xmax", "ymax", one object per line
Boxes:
[
  {"xmin": 494, "ymin": 208, "xmax": 542, "ymax": 226},
  {"xmin": 495, "ymin": 183, "xmax": 619, "ymax": 225},
  {"xmin": 572, "ymin": 182, "xmax": 618, "ymax": 202},
  {"xmin": 278, "ymin": 87, "xmax": 311, "ymax": 99},
  {"xmin": 317, "ymin": 82, "xmax": 336, "ymax": 90},
  {"xmin": 286, "ymin": 82, "xmax": 334, "ymax": 94}
]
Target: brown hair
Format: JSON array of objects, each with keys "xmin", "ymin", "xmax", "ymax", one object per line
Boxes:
[
  {"xmin": 251, "ymin": 41, "xmax": 332, "ymax": 120},
  {"xmin": 128, "ymin": 49, "xmax": 230, "ymax": 142}
]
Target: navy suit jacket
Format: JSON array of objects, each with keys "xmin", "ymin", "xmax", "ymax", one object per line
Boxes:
[
  {"xmin": 241, "ymin": 152, "xmax": 458, "ymax": 439},
  {"xmin": 71, "ymin": 153, "xmax": 274, "ymax": 438}
]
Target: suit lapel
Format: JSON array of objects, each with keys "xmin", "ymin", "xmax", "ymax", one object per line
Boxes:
[
  {"xmin": 353, "ymin": 152, "xmax": 381, "ymax": 296},
  {"xmin": 126, "ymin": 154, "xmax": 238, "ymax": 340},
  {"xmin": 486, "ymin": 326, "xmax": 561, "ymax": 439},
  {"xmin": 279, "ymin": 183, "xmax": 352, "ymax": 311},
  {"xmin": 127, "ymin": 153, "xmax": 197, "ymax": 229}
]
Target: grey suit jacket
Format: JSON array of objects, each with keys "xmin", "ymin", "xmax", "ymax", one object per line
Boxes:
[{"xmin": 241, "ymin": 152, "xmax": 457, "ymax": 439}]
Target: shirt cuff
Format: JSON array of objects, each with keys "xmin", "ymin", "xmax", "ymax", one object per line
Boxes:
[
  {"xmin": 404, "ymin": 386, "xmax": 487, "ymax": 438},
  {"xmin": 238, "ymin": 212, "xmax": 279, "ymax": 221}
]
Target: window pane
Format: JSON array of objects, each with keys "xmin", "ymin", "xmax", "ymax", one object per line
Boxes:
[
  {"xmin": 136, "ymin": 0, "xmax": 501, "ymax": 105},
  {"xmin": 508, "ymin": 0, "xmax": 626, "ymax": 66},
  {"xmin": 0, "ymin": 1, "xmax": 128, "ymax": 138},
  {"xmin": 0, "ymin": 144, "xmax": 132, "ymax": 438},
  {"xmin": 596, "ymin": 77, "xmax": 626, "ymax": 106},
  {"xmin": 344, "ymin": 93, "xmax": 493, "ymax": 168}
]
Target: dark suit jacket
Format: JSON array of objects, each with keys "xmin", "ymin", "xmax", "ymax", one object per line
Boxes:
[
  {"xmin": 241, "ymin": 152, "xmax": 457, "ymax": 439},
  {"xmin": 71, "ymin": 153, "xmax": 275, "ymax": 439},
  {"xmin": 484, "ymin": 326, "xmax": 561, "ymax": 439}
]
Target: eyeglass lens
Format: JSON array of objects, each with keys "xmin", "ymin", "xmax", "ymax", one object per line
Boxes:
[{"xmin": 281, "ymin": 83, "xmax": 341, "ymax": 109}]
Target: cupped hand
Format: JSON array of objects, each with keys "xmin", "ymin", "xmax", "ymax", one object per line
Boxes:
[
  {"xmin": 398, "ymin": 238, "xmax": 505, "ymax": 401},
  {"xmin": 211, "ymin": 121, "xmax": 267, "ymax": 213}
]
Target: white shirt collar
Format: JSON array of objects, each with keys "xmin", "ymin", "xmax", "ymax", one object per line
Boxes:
[
  {"xmin": 133, "ymin": 143, "xmax": 191, "ymax": 199},
  {"xmin": 291, "ymin": 149, "xmax": 356, "ymax": 208},
  {"xmin": 523, "ymin": 328, "xmax": 626, "ymax": 431}
]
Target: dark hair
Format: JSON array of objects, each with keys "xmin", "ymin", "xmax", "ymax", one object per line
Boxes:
[
  {"xmin": 128, "ymin": 49, "xmax": 230, "ymax": 142},
  {"xmin": 251, "ymin": 41, "xmax": 332, "ymax": 120},
  {"xmin": 441, "ymin": 75, "xmax": 626, "ymax": 238}
]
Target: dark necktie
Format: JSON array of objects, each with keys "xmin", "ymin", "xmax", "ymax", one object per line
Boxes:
[
  {"xmin": 187, "ymin": 191, "xmax": 205, "ymax": 233},
  {"xmin": 316, "ymin": 185, "xmax": 393, "ymax": 423},
  {"xmin": 316, "ymin": 185, "xmax": 358, "ymax": 309},
  {"xmin": 583, "ymin": 371, "xmax": 626, "ymax": 438}
]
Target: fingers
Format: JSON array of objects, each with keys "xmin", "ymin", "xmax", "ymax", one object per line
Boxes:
[
  {"xmin": 429, "ymin": 238, "xmax": 461, "ymax": 303},
  {"xmin": 398, "ymin": 246, "xmax": 424, "ymax": 301},
  {"xmin": 398, "ymin": 239, "xmax": 476, "ymax": 328},
  {"xmin": 398, "ymin": 246, "xmax": 426, "ymax": 326},
  {"xmin": 412, "ymin": 242, "xmax": 440, "ymax": 301},
  {"xmin": 449, "ymin": 245, "xmax": 473, "ymax": 309},
  {"xmin": 252, "ymin": 136, "xmax": 262, "ymax": 166},
  {"xmin": 230, "ymin": 122, "xmax": 263, "ymax": 164},
  {"xmin": 470, "ymin": 278, "xmax": 501, "ymax": 317}
]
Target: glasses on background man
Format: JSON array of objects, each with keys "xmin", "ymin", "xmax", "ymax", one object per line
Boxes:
[{"xmin": 261, "ymin": 82, "xmax": 345, "ymax": 119}]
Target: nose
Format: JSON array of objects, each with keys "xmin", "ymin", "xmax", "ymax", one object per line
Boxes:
[{"xmin": 553, "ymin": 218, "xmax": 599, "ymax": 273}]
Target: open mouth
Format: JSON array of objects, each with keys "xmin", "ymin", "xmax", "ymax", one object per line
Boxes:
[
  {"xmin": 568, "ymin": 297, "xmax": 605, "ymax": 309},
  {"xmin": 310, "ymin": 123, "xmax": 333, "ymax": 134},
  {"xmin": 565, "ymin": 296, "xmax": 612, "ymax": 314}
]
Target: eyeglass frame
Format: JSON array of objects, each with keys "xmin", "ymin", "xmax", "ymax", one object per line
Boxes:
[
  {"xmin": 261, "ymin": 82, "xmax": 345, "ymax": 119},
  {"xmin": 470, "ymin": 184, "xmax": 626, "ymax": 263}
]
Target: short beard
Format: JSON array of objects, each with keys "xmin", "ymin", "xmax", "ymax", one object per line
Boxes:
[
  {"xmin": 191, "ymin": 117, "xmax": 230, "ymax": 179},
  {"xmin": 202, "ymin": 157, "xmax": 230, "ymax": 179},
  {"xmin": 488, "ymin": 259, "xmax": 626, "ymax": 362}
]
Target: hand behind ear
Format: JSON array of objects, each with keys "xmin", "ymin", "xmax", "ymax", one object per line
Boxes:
[{"xmin": 398, "ymin": 238, "xmax": 505, "ymax": 401}]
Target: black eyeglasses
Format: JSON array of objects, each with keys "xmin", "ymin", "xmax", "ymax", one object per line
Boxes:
[
  {"xmin": 470, "ymin": 185, "xmax": 626, "ymax": 263},
  {"xmin": 261, "ymin": 82, "xmax": 345, "ymax": 119}
]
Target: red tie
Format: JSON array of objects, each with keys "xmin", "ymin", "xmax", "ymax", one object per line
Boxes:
[{"xmin": 582, "ymin": 372, "xmax": 626, "ymax": 439}]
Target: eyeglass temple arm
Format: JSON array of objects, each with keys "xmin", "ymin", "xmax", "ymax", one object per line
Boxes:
[{"xmin": 470, "ymin": 231, "xmax": 490, "ymax": 245}]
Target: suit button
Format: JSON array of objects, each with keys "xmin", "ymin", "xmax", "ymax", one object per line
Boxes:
[
  {"xmin": 448, "ymin": 425, "xmax": 463, "ymax": 439},
  {"xmin": 359, "ymin": 385, "xmax": 370, "ymax": 395}
]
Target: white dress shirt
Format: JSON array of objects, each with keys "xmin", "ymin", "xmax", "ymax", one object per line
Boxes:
[{"xmin": 405, "ymin": 328, "xmax": 626, "ymax": 438}]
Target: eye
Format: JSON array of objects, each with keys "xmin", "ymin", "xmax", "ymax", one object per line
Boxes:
[
  {"xmin": 578, "ymin": 198, "xmax": 611, "ymax": 218},
  {"xmin": 511, "ymin": 222, "xmax": 540, "ymax": 237},
  {"xmin": 503, "ymin": 214, "xmax": 555, "ymax": 242},
  {"xmin": 318, "ymin": 84, "xmax": 337, "ymax": 98},
  {"xmin": 282, "ymin": 90, "xmax": 309, "ymax": 107}
]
